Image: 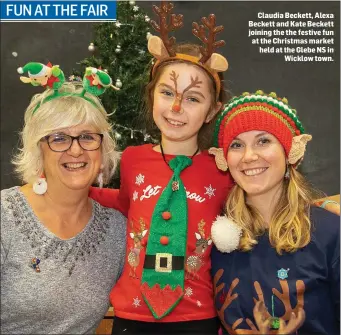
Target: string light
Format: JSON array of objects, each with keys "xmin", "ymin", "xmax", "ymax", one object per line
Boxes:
[{"xmin": 113, "ymin": 123, "xmax": 158, "ymax": 143}]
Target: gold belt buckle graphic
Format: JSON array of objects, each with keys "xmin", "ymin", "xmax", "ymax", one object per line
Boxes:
[{"xmin": 155, "ymin": 253, "xmax": 172, "ymax": 273}]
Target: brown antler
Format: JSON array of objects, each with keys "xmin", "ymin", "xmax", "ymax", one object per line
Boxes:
[
  {"xmin": 252, "ymin": 301, "xmax": 271, "ymax": 334},
  {"xmin": 170, "ymin": 70, "xmax": 179, "ymax": 92},
  {"xmin": 150, "ymin": 1, "xmax": 184, "ymax": 57},
  {"xmin": 182, "ymin": 75, "xmax": 203, "ymax": 95},
  {"xmin": 198, "ymin": 219, "xmax": 206, "ymax": 238},
  {"xmin": 277, "ymin": 308, "xmax": 306, "ymax": 334},
  {"xmin": 139, "ymin": 218, "xmax": 146, "ymax": 232},
  {"xmin": 252, "ymin": 301, "xmax": 305, "ymax": 335},
  {"xmin": 213, "ymin": 270, "xmax": 242, "ymax": 333},
  {"xmin": 192, "ymin": 14, "xmax": 225, "ymax": 64},
  {"xmin": 216, "ymin": 279, "xmax": 306, "ymax": 335},
  {"xmin": 253, "ymin": 281, "xmax": 272, "ymax": 319},
  {"xmin": 253, "ymin": 280, "xmax": 305, "ymax": 321},
  {"xmin": 272, "ymin": 280, "xmax": 305, "ymax": 320}
]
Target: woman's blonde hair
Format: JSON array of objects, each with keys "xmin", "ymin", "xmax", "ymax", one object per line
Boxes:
[
  {"xmin": 12, "ymin": 82, "xmax": 119, "ymax": 185},
  {"xmin": 225, "ymin": 166, "xmax": 325, "ymax": 254}
]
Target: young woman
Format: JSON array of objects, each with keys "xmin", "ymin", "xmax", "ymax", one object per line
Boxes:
[{"xmin": 210, "ymin": 90, "xmax": 339, "ymax": 335}]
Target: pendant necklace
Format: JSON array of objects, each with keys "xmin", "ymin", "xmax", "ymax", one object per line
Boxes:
[{"xmin": 159, "ymin": 143, "xmax": 199, "ymax": 191}]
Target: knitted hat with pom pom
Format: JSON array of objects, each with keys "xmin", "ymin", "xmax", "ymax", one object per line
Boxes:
[{"xmin": 213, "ymin": 90, "xmax": 307, "ymax": 158}]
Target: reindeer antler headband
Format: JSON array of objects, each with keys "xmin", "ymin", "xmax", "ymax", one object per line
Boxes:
[{"xmin": 148, "ymin": 1, "xmax": 228, "ymax": 100}]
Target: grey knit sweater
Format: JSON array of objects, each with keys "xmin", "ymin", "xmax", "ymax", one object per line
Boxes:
[{"xmin": 1, "ymin": 186, "xmax": 126, "ymax": 334}]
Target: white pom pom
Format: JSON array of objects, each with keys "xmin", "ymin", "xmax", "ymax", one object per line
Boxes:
[
  {"xmin": 211, "ymin": 215, "xmax": 242, "ymax": 253},
  {"xmin": 17, "ymin": 67, "xmax": 23, "ymax": 74},
  {"xmin": 92, "ymin": 68, "xmax": 98, "ymax": 74}
]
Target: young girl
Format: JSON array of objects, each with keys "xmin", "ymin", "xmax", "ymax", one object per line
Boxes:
[
  {"xmin": 90, "ymin": 3, "xmax": 340, "ymax": 334},
  {"xmin": 89, "ymin": 2, "xmax": 232, "ymax": 334},
  {"xmin": 210, "ymin": 91, "xmax": 340, "ymax": 335}
]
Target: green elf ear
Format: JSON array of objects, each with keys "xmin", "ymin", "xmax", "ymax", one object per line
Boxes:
[
  {"xmin": 208, "ymin": 147, "xmax": 228, "ymax": 171},
  {"xmin": 288, "ymin": 134, "xmax": 312, "ymax": 165},
  {"xmin": 83, "ymin": 67, "xmax": 119, "ymax": 96}
]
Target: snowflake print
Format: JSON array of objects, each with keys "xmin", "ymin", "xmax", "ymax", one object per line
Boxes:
[
  {"xmin": 133, "ymin": 5, "xmax": 139, "ymax": 11},
  {"xmin": 204, "ymin": 184, "xmax": 216, "ymax": 199},
  {"xmin": 132, "ymin": 191, "xmax": 138, "ymax": 201},
  {"xmin": 196, "ymin": 300, "xmax": 202, "ymax": 307},
  {"xmin": 135, "ymin": 173, "xmax": 145, "ymax": 186},
  {"xmin": 132, "ymin": 297, "xmax": 141, "ymax": 308},
  {"xmin": 185, "ymin": 287, "xmax": 193, "ymax": 297}
]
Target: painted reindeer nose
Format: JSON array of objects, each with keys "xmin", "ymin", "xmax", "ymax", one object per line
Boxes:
[{"xmin": 172, "ymin": 104, "xmax": 181, "ymax": 113}]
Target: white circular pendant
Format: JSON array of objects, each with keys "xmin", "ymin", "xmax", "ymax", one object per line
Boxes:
[{"xmin": 33, "ymin": 178, "xmax": 47, "ymax": 195}]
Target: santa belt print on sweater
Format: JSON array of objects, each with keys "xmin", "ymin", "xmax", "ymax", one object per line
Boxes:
[{"xmin": 144, "ymin": 255, "xmax": 184, "ymax": 271}]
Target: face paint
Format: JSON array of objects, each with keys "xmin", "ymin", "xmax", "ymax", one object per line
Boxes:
[{"xmin": 169, "ymin": 70, "xmax": 203, "ymax": 113}]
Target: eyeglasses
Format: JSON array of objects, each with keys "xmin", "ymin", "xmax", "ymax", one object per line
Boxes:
[{"xmin": 43, "ymin": 133, "xmax": 104, "ymax": 152}]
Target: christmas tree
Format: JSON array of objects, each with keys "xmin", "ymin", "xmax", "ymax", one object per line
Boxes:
[
  {"xmin": 78, "ymin": 1, "xmax": 158, "ymax": 149},
  {"xmin": 76, "ymin": 1, "xmax": 160, "ymax": 186}
]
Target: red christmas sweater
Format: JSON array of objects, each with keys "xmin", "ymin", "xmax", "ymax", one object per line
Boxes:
[{"xmin": 89, "ymin": 144, "xmax": 233, "ymax": 322}]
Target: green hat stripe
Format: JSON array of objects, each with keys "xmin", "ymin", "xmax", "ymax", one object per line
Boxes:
[
  {"xmin": 227, "ymin": 95, "xmax": 303, "ymax": 129},
  {"xmin": 213, "ymin": 104, "xmax": 230, "ymax": 147}
]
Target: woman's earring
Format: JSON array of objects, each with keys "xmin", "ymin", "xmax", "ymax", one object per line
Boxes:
[
  {"xmin": 97, "ymin": 164, "xmax": 104, "ymax": 188},
  {"xmin": 284, "ymin": 164, "xmax": 290, "ymax": 179},
  {"xmin": 33, "ymin": 174, "xmax": 47, "ymax": 195}
]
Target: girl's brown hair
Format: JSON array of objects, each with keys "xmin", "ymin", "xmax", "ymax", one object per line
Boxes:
[{"xmin": 141, "ymin": 43, "xmax": 231, "ymax": 149}]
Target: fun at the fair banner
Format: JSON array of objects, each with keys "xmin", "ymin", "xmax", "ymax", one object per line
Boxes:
[{"xmin": 0, "ymin": 0, "xmax": 117, "ymax": 21}]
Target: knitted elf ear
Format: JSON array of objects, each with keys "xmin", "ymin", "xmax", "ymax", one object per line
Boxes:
[
  {"xmin": 208, "ymin": 147, "xmax": 228, "ymax": 171},
  {"xmin": 288, "ymin": 134, "xmax": 312, "ymax": 165}
]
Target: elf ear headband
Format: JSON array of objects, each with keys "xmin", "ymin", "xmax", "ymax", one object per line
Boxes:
[
  {"xmin": 17, "ymin": 62, "xmax": 120, "ymax": 115},
  {"xmin": 148, "ymin": 1, "xmax": 228, "ymax": 100}
]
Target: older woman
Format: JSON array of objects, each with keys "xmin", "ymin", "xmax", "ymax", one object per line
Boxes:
[
  {"xmin": 210, "ymin": 91, "xmax": 339, "ymax": 335},
  {"xmin": 1, "ymin": 63, "xmax": 126, "ymax": 334}
]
